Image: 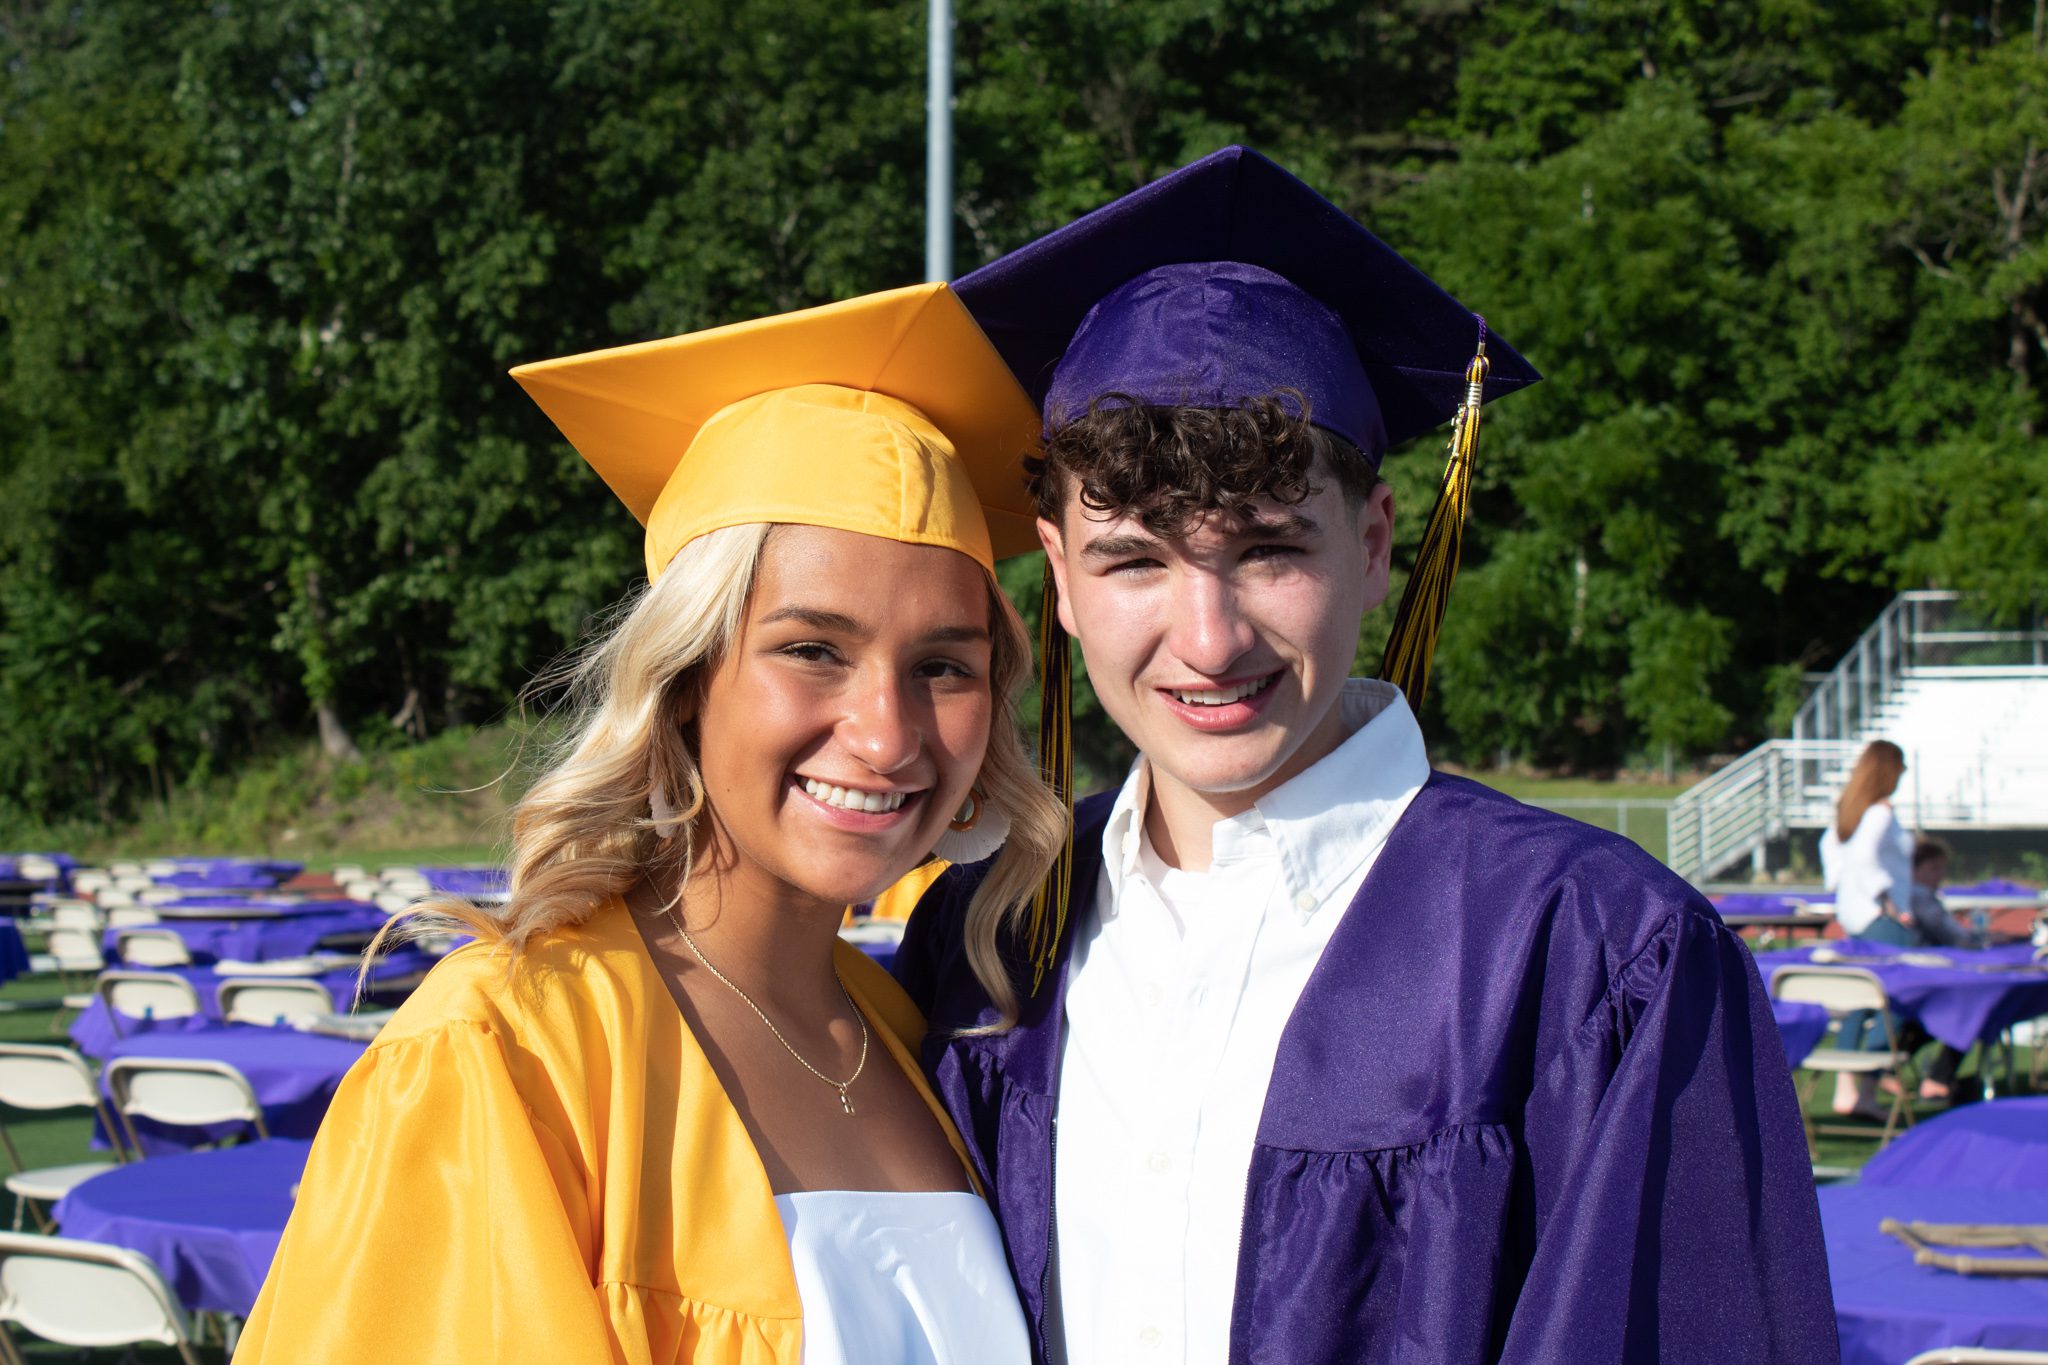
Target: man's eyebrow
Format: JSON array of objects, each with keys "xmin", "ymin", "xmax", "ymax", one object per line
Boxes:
[
  {"xmin": 1240, "ymin": 511, "xmax": 1320, "ymax": 538},
  {"xmin": 1078, "ymin": 533, "xmax": 1164, "ymax": 564}
]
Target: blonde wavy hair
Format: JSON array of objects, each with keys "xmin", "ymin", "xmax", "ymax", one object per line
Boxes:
[{"xmin": 377, "ymin": 523, "xmax": 1066, "ymax": 1028}]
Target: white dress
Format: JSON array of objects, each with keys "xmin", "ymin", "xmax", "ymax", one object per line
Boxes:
[{"xmin": 774, "ymin": 1190, "xmax": 1031, "ymax": 1365}]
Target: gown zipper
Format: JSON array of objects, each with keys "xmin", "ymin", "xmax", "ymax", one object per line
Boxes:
[{"xmin": 1039, "ymin": 1113, "xmax": 1059, "ymax": 1363}]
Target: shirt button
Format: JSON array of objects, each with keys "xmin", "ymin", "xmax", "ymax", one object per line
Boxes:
[
  {"xmin": 1147, "ymin": 1151, "xmax": 1170, "ymax": 1173},
  {"xmin": 1139, "ymin": 1326, "xmax": 1162, "ymax": 1346},
  {"xmin": 1294, "ymin": 891, "xmax": 1316, "ymax": 912},
  {"xmin": 1143, "ymin": 983, "xmax": 1164, "ymax": 1006}
]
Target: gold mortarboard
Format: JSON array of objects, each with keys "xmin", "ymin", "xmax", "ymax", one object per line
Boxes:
[{"xmin": 510, "ymin": 282, "xmax": 1041, "ymax": 580}]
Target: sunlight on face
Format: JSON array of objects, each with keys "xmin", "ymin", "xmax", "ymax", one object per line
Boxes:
[{"xmin": 694, "ymin": 526, "xmax": 995, "ymax": 910}]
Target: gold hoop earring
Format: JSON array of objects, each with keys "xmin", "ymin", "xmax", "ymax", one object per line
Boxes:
[{"xmin": 949, "ymin": 784, "xmax": 986, "ymax": 832}]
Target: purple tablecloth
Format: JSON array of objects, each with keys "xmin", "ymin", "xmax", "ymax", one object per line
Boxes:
[
  {"xmin": 1860, "ymin": 1097, "xmax": 2048, "ymax": 1193},
  {"xmin": 0, "ymin": 922, "xmax": 30, "ymax": 986},
  {"xmin": 1758, "ymin": 941, "xmax": 2048, "ymax": 1052},
  {"xmin": 157, "ymin": 859, "xmax": 302, "ymax": 889},
  {"xmin": 1949, "ymin": 880, "xmax": 2043, "ymax": 899},
  {"xmin": 54, "ymin": 1139, "xmax": 309, "ymax": 1316},
  {"xmin": 102, "ymin": 903, "xmax": 387, "ymax": 965},
  {"xmin": 70, "ymin": 948, "xmax": 437, "ymax": 1059},
  {"xmin": 1822, "ymin": 1182, "xmax": 2048, "ymax": 1365},
  {"xmin": 422, "ymin": 866, "xmax": 508, "ymax": 896},
  {"xmin": 97, "ymin": 1025, "xmax": 367, "ymax": 1153},
  {"xmin": 1772, "ymin": 999, "xmax": 1829, "ymax": 1066}
]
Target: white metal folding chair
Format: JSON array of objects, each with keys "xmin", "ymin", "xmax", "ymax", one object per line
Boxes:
[
  {"xmin": 141, "ymin": 859, "xmax": 179, "ymax": 878},
  {"xmin": 133, "ymin": 887, "xmax": 182, "ymax": 906},
  {"xmin": 331, "ymin": 863, "xmax": 368, "ymax": 885},
  {"xmin": 94, "ymin": 972, "xmax": 202, "ymax": 1040},
  {"xmin": 0, "ymin": 1231, "xmax": 202, "ymax": 1364},
  {"xmin": 45, "ymin": 904, "xmax": 101, "ymax": 934},
  {"xmin": 111, "ymin": 874, "xmax": 152, "ymax": 895},
  {"xmin": 342, "ymin": 877, "xmax": 384, "ymax": 901},
  {"xmin": 104, "ymin": 862, "xmax": 144, "ymax": 879},
  {"xmin": 104, "ymin": 1057, "xmax": 267, "ymax": 1155},
  {"xmin": 1771, "ymin": 965, "xmax": 1917, "ymax": 1155},
  {"xmin": 374, "ymin": 891, "xmax": 420, "ymax": 915},
  {"xmin": 217, "ymin": 978, "xmax": 334, "ymax": 1027},
  {"xmin": 0, "ymin": 1046, "xmax": 121, "ymax": 1232},
  {"xmin": 113, "ymin": 928, "xmax": 189, "ymax": 967},
  {"xmin": 105, "ymin": 906, "xmax": 163, "ymax": 931},
  {"xmin": 66, "ymin": 871, "xmax": 109, "ymax": 896},
  {"xmin": 1905, "ymin": 1351, "xmax": 2048, "ymax": 1364},
  {"xmin": 91, "ymin": 888, "xmax": 135, "ymax": 909},
  {"xmin": 11, "ymin": 858, "xmax": 58, "ymax": 884}
]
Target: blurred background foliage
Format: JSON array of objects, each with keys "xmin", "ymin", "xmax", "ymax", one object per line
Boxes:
[{"xmin": 2, "ymin": 0, "xmax": 2044, "ymax": 831}]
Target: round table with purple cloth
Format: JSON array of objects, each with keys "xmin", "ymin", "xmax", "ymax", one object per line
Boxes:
[
  {"xmin": 1860, "ymin": 1097, "xmax": 2048, "ymax": 1193},
  {"xmin": 68, "ymin": 947, "xmax": 438, "ymax": 1060},
  {"xmin": 0, "ymin": 921, "xmax": 31, "ymax": 986},
  {"xmin": 156, "ymin": 859, "xmax": 303, "ymax": 890},
  {"xmin": 1822, "ymin": 1182, "xmax": 2048, "ymax": 1365},
  {"xmin": 1755, "ymin": 941, "xmax": 2048, "ymax": 1052},
  {"xmin": 1771, "ymin": 998, "xmax": 1829, "ymax": 1066},
  {"xmin": 100, "ymin": 900, "xmax": 388, "ymax": 965},
  {"xmin": 421, "ymin": 866, "xmax": 508, "ymax": 897},
  {"xmin": 53, "ymin": 1138, "xmax": 310, "ymax": 1316},
  {"xmin": 97, "ymin": 1024, "xmax": 368, "ymax": 1154}
]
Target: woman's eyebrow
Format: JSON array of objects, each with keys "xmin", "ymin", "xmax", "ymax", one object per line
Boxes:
[
  {"xmin": 757, "ymin": 605, "xmax": 870, "ymax": 636},
  {"xmin": 758, "ymin": 607, "xmax": 989, "ymax": 646}
]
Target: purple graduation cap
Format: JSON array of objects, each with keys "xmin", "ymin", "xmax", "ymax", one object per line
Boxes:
[{"xmin": 952, "ymin": 144, "xmax": 1540, "ymax": 465}]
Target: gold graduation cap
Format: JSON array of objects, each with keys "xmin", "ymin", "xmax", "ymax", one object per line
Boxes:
[{"xmin": 511, "ymin": 282, "xmax": 1041, "ymax": 580}]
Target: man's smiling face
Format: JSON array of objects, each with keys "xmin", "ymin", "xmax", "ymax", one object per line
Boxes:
[{"xmin": 1039, "ymin": 466, "xmax": 1394, "ymax": 816}]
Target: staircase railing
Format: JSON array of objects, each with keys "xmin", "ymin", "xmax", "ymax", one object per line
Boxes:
[
  {"xmin": 1792, "ymin": 591, "xmax": 2048, "ymax": 743},
  {"xmin": 1667, "ymin": 740, "xmax": 1863, "ymax": 883}
]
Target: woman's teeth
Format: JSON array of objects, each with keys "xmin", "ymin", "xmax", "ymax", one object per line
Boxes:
[
  {"xmin": 1170, "ymin": 675, "xmax": 1276, "ymax": 707},
  {"xmin": 801, "ymin": 779, "xmax": 908, "ymax": 813}
]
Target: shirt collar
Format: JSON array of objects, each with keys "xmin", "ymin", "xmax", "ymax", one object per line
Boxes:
[{"xmin": 1097, "ymin": 678, "xmax": 1430, "ymax": 924}]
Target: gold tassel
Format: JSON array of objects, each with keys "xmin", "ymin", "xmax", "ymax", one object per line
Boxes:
[
  {"xmin": 1378, "ymin": 333, "xmax": 1491, "ymax": 711},
  {"xmin": 1027, "ymin": 560, "xmax": 1074, "ymax": 992}
]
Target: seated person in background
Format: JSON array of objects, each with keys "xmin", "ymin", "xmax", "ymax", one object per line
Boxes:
[{"xmin": 1903, "ymin": 837, "xmax": 1980, "ymax": 1102}]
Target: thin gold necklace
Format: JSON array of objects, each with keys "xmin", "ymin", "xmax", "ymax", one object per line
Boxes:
[{"xmin": 667, "ymin": 908, "xmax": 869, "ymax": 1116}]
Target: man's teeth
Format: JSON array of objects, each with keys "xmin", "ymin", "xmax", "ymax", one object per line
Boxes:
[
  {"xmin": 1171, "ymin": 676, "xmax": 1275, "ymax": 707},
  {"xmin": 801, "ymin": 779, "xmax": 908, "ymax": 813}
]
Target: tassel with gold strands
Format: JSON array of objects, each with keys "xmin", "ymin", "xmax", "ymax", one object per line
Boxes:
[
  {"xmin": 1026, "ymin": 559, "xmax": 1074, "ymax": 992},
  {"xmin": 1378, "ymin": 320, "xmax": 1491, "ymax": 712}
]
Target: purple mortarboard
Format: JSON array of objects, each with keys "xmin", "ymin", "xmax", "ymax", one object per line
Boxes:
[{"xmin": 952, "ymin": 145, "xmax": 1539, "ymax": 464}]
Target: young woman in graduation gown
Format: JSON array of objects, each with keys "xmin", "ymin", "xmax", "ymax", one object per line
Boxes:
[{"xmin": 234, "ymin": 285, "xmax": 1062, "ymax": 1365}]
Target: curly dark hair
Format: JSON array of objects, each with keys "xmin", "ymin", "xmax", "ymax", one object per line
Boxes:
[{"xmin": 1028, "ymin": 390, "xmax": 1380, "ymax": 537}]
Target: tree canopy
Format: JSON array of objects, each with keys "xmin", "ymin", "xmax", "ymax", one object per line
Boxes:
[{"xmin": 3, "ymin": 0, "xmax": 2043, "ymax": 826}]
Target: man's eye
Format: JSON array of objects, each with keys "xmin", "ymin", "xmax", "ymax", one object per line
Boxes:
[{"xmin": 1111, "ymin": 558, "xmax": 1162, "ymax": 574}]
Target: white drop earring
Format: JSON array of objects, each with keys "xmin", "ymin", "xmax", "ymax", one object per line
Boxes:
[{"xmin": 932, "ymin": 783, "xmax": 1010, "ymax": 864}]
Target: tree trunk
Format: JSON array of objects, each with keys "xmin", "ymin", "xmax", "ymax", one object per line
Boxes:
[{"xmin": 317, "ymin": 701, "xmax": 362, "ymax": 762}]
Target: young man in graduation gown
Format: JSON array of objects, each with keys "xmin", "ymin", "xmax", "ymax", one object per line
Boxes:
[{"xmin": 893, "ymin": 147, "xmax": 1836, "ymax": 1365}]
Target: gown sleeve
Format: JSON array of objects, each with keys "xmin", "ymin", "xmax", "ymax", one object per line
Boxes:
[
  {"xmin": 1501, "ymin": 907, "xmax": 1840, "ymax": 1363},
  {"xmin": 233, "ymin": 1018, "xmax": 618, "ymax": 1365}
]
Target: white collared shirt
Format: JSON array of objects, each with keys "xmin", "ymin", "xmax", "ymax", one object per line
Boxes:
[{"xmin": 1052, "ymin": 679, "xmax": 1430, "ymax": 1365}]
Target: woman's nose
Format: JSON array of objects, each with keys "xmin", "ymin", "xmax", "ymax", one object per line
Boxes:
[{"xmin": 837, "ymin": 672, "xmax": 922, "ymax": 774}]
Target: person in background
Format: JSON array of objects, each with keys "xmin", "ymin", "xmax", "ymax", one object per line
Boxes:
[
  {"xmin": 1902, "ymin": 837, "xmax": 1980, "ymax": 1102},
  {"xmin": 897, "ymin": 147, "xmax": 1833, "ymax": 1365},
  {"xmin": 1818, "ymin": 739, "xmax": 1917, "ymax": 1115},
  {"xmin": 236, "ymin": 286, "xmax": 1062, "ymax": 1364}
]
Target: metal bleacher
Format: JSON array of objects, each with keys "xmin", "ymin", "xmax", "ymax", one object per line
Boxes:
[{"xmin": 1669, "ymin": 591, "xmax": 2048, "ymax": 884}]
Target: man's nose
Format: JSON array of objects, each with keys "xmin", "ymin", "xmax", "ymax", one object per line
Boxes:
[{"xmin": 1166, "ymin": 573, "xmax": 1256, "ymax": 677}]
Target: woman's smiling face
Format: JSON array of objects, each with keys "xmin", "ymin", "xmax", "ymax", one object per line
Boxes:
[{"xmin": 691, "ymin": 525, "xmax": 995, "ymax": 910}]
